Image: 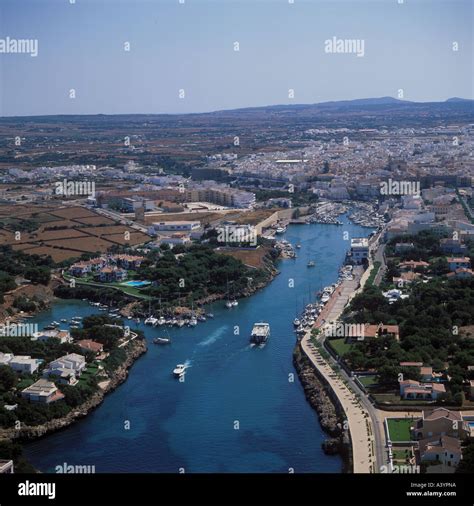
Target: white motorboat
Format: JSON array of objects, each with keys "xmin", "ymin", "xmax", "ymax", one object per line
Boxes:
[
  {"xmin": 173, "ymin": 364, "xmax": 186, "ymax": 377},
  {"xmin": 250, "ymin": 322, "xmax": 270, "ymax": 345},
  {"xmin": 145, "ymin": 316, "xmax": 158, "ymax": 326},
  {"xmin": 153, "ymin": 337, "xmax": 171, "ymax": 345}
]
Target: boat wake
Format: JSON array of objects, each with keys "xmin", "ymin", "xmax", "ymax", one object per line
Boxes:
[
  {"xmin": 198, "ymin": 326, "xmax": 227, "ymax": 346},
  {"xmin": 183, "ymin": 359, "xmax": 192, "ymax": 369}
]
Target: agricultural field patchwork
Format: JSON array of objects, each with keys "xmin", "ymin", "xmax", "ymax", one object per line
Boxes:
[{"xmin": 0, "ymin": 205, "xmax": 152, "ymax": 262}]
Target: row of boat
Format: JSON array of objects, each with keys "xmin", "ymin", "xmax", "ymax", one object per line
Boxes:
[
  {"xmin": 44, "ymin": 316, "xmax": 82, "ymax": 330},
  {"xmin": 274, "ymin": 239, "xmax": 296, "ymax": 259},
  {"xmin": 293, "ymin": 303, "xmax": 320, "ymax": 335},
  {"xmin": 145, "ymin": 313, "xmax": 213, "ymax": 327},
  {"xmin": 293, "ymin": 281, "xmax": 341, "ymax": 336},
  {"xmin": 339, "ymin": 264, "xmax": 354, "ymax": 281}
]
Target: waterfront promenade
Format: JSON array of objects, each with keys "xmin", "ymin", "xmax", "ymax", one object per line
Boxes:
[
  {"xmin": 300, "ymin": 267, "xmax": 377, "ymax": 473},
  {"xmin": 302, "ymin": 229, "xmax": 391, "ymax": 473}
]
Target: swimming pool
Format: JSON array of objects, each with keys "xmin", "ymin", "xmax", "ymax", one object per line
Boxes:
[{"xmin": 121, "ymin": 280, "xmax": 151, "ymax": 287}]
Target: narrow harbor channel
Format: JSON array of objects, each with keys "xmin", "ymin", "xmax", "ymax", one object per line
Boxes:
[{"xmin": 24, "ymin": 217, "xmax": 372, "ymax": 473}]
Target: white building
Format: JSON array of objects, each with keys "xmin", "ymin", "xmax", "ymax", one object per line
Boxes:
[
  {"xmin": 350, "ymin": 238, "xmax": 369, "ymax": 264},
  {"xmin": 32, "ymin": 329, "xmax": 72, "ymax": 344},
  {"xmin": 8, "ymin": 355, "xmax": 42, "ymax": 374},
  {"xmin": 0, "ymin": 352, "xmax": 14, "ymax": 366},
  {"xmin": 47, "ymin": 353, "xmax": 86, "ymax": 376},
  {"xmin": 148, "ymin": 221, "xmax": 201, "ymax": 235},
  {"xmin": 21, "ymin": 379, "xmax": 64, "ymax": 404}
]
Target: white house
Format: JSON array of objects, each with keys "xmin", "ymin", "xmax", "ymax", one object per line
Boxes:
[
  {"xmin": 47, "ymin": 353, "xmax": 86, "ymax": 375},
  {"xmin": 32, "ymin": 329, "xmax": 72, "ymax": 344},
  {"xmin": 419, "ymin": 435, "xmax": 462, "ymax": 468},
  {"xmin": 43, "ymin": 353, "xmax": 86, "ymax": 386},
  {"xmin": 21, "ymin": 379, "xmax": 64, "ymax": 404},
  {"xmin": 8, "ymin": 355, "xmax": 42, "ymax": 374}
]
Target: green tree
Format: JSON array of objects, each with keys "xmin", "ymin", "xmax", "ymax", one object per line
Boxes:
[
  {"xmin": 0, "ymin": 365, "xmax": 16, "ymax": 392},
  {"xmin": 456, "ymin": 443, "xmax": 474, "ymax": 473}
]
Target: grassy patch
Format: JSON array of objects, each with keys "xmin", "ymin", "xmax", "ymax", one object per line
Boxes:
[
  {"xmin": 366, "ymin": 261, "xmax": 381, "ymax": 287},
  {"xmin": 373, "ymin": 393, "xmax": 433, "ymax": 406},
  {"xmin": 327, "ymin": 338, "xmax": 353, "ymax": 357},
  {"xmin": 392, "ymin": 447, "xmax": 413, "ymax": 462},
  {"xmin": 358, "ymin": 375, "xmax": 378, "ymax": 387},
  {"xmin": 17, "ymin": 378, "xmax": 35, "ymax": 390},
  {"xmin": 387, "ymin": 418, "xmax": 415, "ymax": 442}
]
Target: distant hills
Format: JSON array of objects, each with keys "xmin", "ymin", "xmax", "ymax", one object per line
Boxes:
[
  {"xmin": 317, "ymin": 96, "xmax": 473, "ymax": 107},
  {"xmin": 445, "ymin": 97, "xmax": 474, "ymax": 103},
  {"xmin": 0, "ymin": 97, "xmax": 472, "ymax": 124},
  {"xmin": 316, "ymin": 96, "xmax": 410, "ymax": 107},
  {"xmin": 201, "ymin": 97, "xmax": 474, "ymax": 121}
]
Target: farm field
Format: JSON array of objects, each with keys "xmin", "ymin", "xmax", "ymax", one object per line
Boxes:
[
  {"xmin": 0, "ymin": 204, "xmax": 152, "ymax": 262},
  {"xmin": 217, "ymin": 246, "xmax": 270, "ymax": 269}
]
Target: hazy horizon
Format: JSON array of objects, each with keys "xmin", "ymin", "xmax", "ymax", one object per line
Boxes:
[
  {"xmin": 1, "ymin": 0, "xmax": 472, "ymax": 117},
  {"xmin": 1, "ymin": 95, "xmax": 473, "ymax": 120}
]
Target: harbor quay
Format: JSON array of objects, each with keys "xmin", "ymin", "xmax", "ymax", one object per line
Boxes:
[{"xmin": 299, "ymin": 264, "xmax": 381, "ymax": 473}]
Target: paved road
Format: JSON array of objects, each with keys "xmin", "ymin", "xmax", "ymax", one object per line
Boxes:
[
  {"xmin": 302, "ymin": 334, "xmax": 376, "ymax": 473},
  {"xmin": 373, "ymin": 242, "xmax": 387, "ymax": 287},
  {"xmin": 300, "ymin": 269, "xmax": 386, "ymax": 473},
  {"xmin": 299, "ymin": 247, "xmax": 392, "ymax": 473}
]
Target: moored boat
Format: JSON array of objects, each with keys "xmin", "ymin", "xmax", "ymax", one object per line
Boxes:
[
  {"xmin": 153, "ymin": 337, "xmax": 171, "ymax": 345},
  {"xmin": 145, "ymin": 316, "xmax": 158, "ymax": 326}
]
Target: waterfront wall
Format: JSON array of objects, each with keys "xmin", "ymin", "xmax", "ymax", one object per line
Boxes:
[{"xmin": 293, "ymin": 343, "xmax": 352, "ymax": 472}]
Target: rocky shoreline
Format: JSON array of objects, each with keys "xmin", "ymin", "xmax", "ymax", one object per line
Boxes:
[
  {"xmin": 0, "ymin": 339, "xmax": 147, "ymax": 443},
  {"xmin": 293, "ymin": 343, "xmax": 352, "ymax": 473}
]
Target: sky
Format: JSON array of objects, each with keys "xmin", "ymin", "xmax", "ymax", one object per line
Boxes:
[{"xmin": 0, "ymin": 0, "xmax": 472, "ymax": 116}]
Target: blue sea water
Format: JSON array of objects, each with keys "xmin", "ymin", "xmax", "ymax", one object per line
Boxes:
[{"xmin": 23, "ymin": 218, "xmax": 372, "ymax": 473}]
